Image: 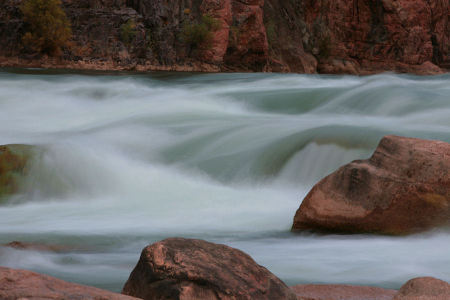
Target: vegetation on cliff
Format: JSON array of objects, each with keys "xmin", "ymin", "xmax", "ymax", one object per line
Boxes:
[
  {"xmin": 120, "ymin": 19, "xmax": 137, "ymax": 46},
  {"xmin": 182, "ymin": 14, "xmax": 221, "ymax": 52},
  {"xmin": 20, "ymin": 0, "xmax": 71, "ymax": 55}
]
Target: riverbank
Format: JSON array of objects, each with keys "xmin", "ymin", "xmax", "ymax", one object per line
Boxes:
[{"xmin": 0, "ymin": 56, "xmax": 447, "ymax": 76}]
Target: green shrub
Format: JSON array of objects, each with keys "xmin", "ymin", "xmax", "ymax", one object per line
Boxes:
[
  {"xmin": 201, "ymin": 14, "xmax": 221, "ymax": 32},
  {"xmin": 120, "ymin": 19, "xmax": 137, "ymax": 46},
  {"xmin": 20, "ymin": 0, "xmax": 72, "ymax": 55},
  {"xmin": 182, "ymin": 14, "xmax": 221, "ymax": 50}
]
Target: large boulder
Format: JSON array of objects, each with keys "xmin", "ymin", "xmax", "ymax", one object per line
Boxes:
[
  {"xmin": 394, "ymin": 277, "xmax": 450, "ymax": 300},
  {"xmin": 292, "ymin": 135, "xmax": 450, "ymax": 235},
  {"xmin": 0, "ymin": 266, "xmax": 139, "ymax": 300},
  {"xmin": 0, "ymin": 144, "xmax": 33, "ymax": 201},
  {"xmin": 122, "ymin": 238, "xmax": 297, "ymax": 300},
  {"xmin": 292, "ymin": 284, "xmax": 396, "ymax": 300}
]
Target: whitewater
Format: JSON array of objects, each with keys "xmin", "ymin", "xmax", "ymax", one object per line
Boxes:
[{"xmin": 0, "ymin": 69, "xmax": 449, "ymax": 292}]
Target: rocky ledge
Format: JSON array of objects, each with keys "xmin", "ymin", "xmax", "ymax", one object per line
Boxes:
[
  {"xmin": 0, "ymin": 0, "xmax": 448, "ymax": 74},
  {"xmin": 0, "ymin": 266, "xmax": 139, "ymax": 300},
  {"xmin": 292, "ymin": 135, "xmax": 450, "ymax": 235}
]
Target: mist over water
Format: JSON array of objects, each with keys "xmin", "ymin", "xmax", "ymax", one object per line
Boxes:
[{"xmin": 0, "ymin": 69, "xmax": 449, "ymax": 291}]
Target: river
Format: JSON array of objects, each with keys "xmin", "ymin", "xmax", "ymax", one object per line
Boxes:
[{"xmin": 0, "ymin": 69, "xmax": 449, "ymax": 292}]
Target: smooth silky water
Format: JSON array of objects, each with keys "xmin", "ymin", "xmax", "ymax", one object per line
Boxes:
[{"xmin": 0, "ymin": 69, "xmax": 449, "ymax": 292}]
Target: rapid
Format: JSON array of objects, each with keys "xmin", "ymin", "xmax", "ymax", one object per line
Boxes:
[{"xmin": 0, "ymin": 69, "xmax": 449, "ymax": 291}]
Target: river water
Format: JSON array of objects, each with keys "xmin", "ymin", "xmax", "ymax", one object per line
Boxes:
[{"xmin": 0, "ymin": 69, "xmax": 449, "ymax": 292}]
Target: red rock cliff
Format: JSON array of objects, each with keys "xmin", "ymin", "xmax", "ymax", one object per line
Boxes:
[{"xmin": 0, "ymin": 0, "xmax": 448, "ymax": 74}]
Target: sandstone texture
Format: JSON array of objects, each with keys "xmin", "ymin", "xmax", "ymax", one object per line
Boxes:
[
  {"xmin": 301, "ymin": 0, "xmax": 449, "ymax": 74},
  {"xmin": 0, "ymin": 0, "xmax": 448, "ymax": 74},
  {"xmin": 0, "ymin": 144, "xmax": 32, "ymax": 201},
  {"xmin": 292, "ymin": 135, "xmax": 450, "ymax": 235},
  {"xmin": 122, "ymin": 237, "xmax": 297, "ymax": 300},
  {"xmin": 0, "ymin": 266, "xmax": 139, "ymax": 300},
  {"xmin": 292, "ymin": 284, "xmax": 397, "ymax": 300},
  {"xmin": 394, "ymin": 277, "xmax": 450, "ymax": 300}
]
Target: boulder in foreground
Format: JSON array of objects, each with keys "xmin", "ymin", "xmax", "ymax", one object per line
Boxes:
[
  {"xmin": 122, "ymin": 238, "xmax": 297, "ymax": 300},
  {"xmin": 292, "ymin": 135, "xmax": 450, "ymax": 235},
  {"xmin": 0, "ymin": 266, "xmax": 139, "ymax": 300}
]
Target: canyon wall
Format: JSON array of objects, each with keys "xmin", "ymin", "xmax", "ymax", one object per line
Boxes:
[{"xmin": 0, "ymin": 0, "xmax": 448, "ymax": 74}]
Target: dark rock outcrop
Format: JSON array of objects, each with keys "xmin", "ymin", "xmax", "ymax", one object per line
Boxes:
[
  {"xmin": 394, "ymin": 277, "xmax": 450, "ymax": 300},
  {"xmin": 292, "ymin": 284, "xmax": 397, "ymax": 300},
  {"xmin": 0, "ymin": 0, "xmax": 448, "ymax": 74},
  {"xmin": 0, "ymin": 144, "xmax": 32, "ymax": 201},
  {"xmin": 0, "ymin": 266, "xmax": 139, "ymax": 300},
  {"xmin": 292, "ymin": 135, "xmax": 450, "ymax": 235},
  {"xmin": 122, "ymin": 238, "xmax": 297, "ymax": 300}
]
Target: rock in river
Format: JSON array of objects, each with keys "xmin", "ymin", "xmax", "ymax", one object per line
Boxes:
[
  {"xmin": 122, "ymin": 237, "xmax": 297, "ymax": 300},
  {"xmin": 292, "ymin": 135, "xmax": 450, "ymax": 235},
  {"xmin": 0, "ymin": 144, "xmax": 34, "ymax": 201}
]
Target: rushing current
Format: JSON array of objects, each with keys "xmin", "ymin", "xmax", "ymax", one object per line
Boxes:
[{"xmin": 0, "ymin": 69, "xmax": 449, "ymax": 292}]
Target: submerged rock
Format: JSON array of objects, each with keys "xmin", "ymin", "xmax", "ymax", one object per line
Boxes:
[
  {"xmin": 292, "ymin": 284, "xmax": 397, "ymax": 300},
  {"xmin": 0, "ymin": 144, "xmax": 33, "ymax": 201},
  {"xmin": 292, "ymin": 135, "xmax": 450, "ymax": 235},
  {"xmin": 122, "ymin": 238, "xmax": 297, "ymax": 300},
  {"xmin": 2, "ymin": 241, "xmax": 72, "ymax": 252},
  {"xmin": 394, "ymin": 277, "xmax": 450, "ymax": 300},
  {"xmin": 0, "ymin": 266, "xmax": 139, "ymax": 300}
]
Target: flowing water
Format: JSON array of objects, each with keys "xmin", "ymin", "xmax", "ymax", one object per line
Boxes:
[{"xmin": 0, "ymin": 69, "xmax": 449, "ymax": 292}]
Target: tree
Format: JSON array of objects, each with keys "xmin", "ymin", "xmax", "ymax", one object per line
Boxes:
[{"xmin": 20, "ymin": 0, "xmax": 72, "ymax": 55}]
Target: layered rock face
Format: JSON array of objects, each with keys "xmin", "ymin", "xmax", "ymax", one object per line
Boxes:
[
  {"xmin": 0, "ymin": 266, "xmax": 139, "ymax": 300},
  {"xmin": 122, "ymin": 238, "xmax": 297, "ymax": 300},
  {"xmin": 0, "ymin": 0, "xmax": 448, "ymax": 73},
  {"xmin": 292, "ymin": 135, "xmax": 450, "ymax": 235},
  {"xmin": 301, "ymin": 0, "xmax": 449, "ymax": 74}
]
